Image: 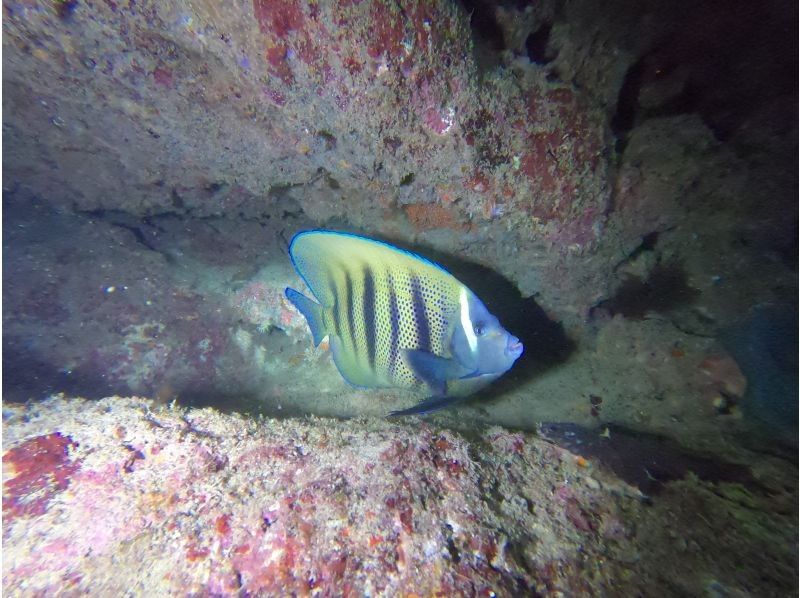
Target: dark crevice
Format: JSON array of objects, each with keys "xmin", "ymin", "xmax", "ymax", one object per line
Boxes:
[
  {"xmin": 443, "ymin": 524, "xmax": 461, "ymax": 563},
  {"xmin": 612, "ymin": 229, "xmax": 670, "ymax": 272},
  {"xmin": 525, "ymin": 23, "xmax": 554, "ymax": 65},
  {"xmin": 56, "ymin": 0, "xmax": 78, "ymax": 20},
  {"xmin": 3, "ymin": 336, "xmax": 133, "ymax": 403},
  {"xmin": 612, "ymin": 0, "xmax": 796, "ymax": 152},
  {"xmin": 111, "ymin": 222, "xmax": 163, "ymax": 254},
  {"xmin": 539, "ymin": 422, "xmax": 770, "ymax": 497},
  {"xmin": 591, "ymin": 261, "xmax": 699, "ymax": 320},
  {"xmin": 460, "ymin": 0, "xmax": 506, "ymax": 52},
  {"xmin": 611, "ymin": 56, "xmax": 648, "ymax": 153},
  {"xmin": 503, "ymin": 536, "xmax": 538, "ymax": 577},
  {"xmin": 457, "ymin": 0, "xmax": 506, "ymax": 73},
  {"xmin": 76, "ymin": 208, "xmax": 174, "ymax": 262},
  {"xmin": 651, "ymin": 315, "xmax": 715, "ymax": 339}
]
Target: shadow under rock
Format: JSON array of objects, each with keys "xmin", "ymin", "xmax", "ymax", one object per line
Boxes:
[
  {"xmin": 538, "ymin": 422, "xmax": 765, "ymax": 498},
  {"xmin": 173, "ymin": 387, "xmax": 267, "ymax": 416},
  {"xmin": 0, "ymin": 341, "xmax": 293, "ymax": 420},
  {"xmin": 590, "ymin": 261, "xmax": 700, "ymax": 320},
  {"xmin": 2, "ymin": 338, "xmax": 133, "ymax": 403}
]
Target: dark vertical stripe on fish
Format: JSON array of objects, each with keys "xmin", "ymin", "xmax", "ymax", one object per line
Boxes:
[
  {"xmin": 330, "ymin": 285, "xmax": 341, "ymax": 338},
  {"xmin": 343, "ymin": 270, "xmax": 356, "ymax": 354},
  {"xmin": 410, "ymin": 274, "xmax": 430, "ymax": 353},
  {"xmin": 362, "ymin": 266, "xmax": 377, "ymax": 372},
  {"xmin": 325, "ymin": 273, "xmax": 341, "ymax": 338},
  {"xmin": 387, "ymin": 274, "xmax": 401, "ymax": 379}
]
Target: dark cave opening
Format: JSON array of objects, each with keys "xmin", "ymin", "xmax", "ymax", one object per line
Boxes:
[{"xmin": 525, "ymin": 22, "xmax": 554, "ymax": 65}]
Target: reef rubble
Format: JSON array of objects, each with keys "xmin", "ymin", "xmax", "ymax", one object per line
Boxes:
[{"xmin": 3, "ymin": 395, "xmax": 796, "ymax": 596}]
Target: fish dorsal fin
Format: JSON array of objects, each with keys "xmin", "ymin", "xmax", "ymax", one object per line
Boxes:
[{"xmin": 288, "ymin": 230, "xmax": 460, "ymax": 306}]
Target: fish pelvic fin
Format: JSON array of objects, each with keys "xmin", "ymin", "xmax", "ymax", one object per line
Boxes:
[
  {"xmin": 389, "ymin": 395, "xmax": 466, "ymax": 417},
  {"xmin": 285, "ymin": 287, "xmax": 327, "ymax": 346}
]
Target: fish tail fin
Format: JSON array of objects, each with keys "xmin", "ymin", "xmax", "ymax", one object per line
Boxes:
[{"xmin": 285, "ymin": 287, "xmax": 327, "ymax": 346}]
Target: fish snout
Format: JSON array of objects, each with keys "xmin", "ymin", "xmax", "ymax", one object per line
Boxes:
[{"xmin": 506, "ymin": 335, "xmax": 523, "ymax": 358}]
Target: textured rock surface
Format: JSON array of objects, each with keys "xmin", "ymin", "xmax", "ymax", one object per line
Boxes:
[
  {"xmin": 4, "ymin": 0, "xmax": 796, "ymax": 439},
  {"xmin": 4, "ymin": 0, "xmax": 794, "ymax": 320},
  {"xmin": 2, "ymin": 3, "xmax": 797, "ymax": 593},
  {"xmin": 9, "ymin": 0, "xmax": 773, "ymax": 327},
  {"xmin": 3, "ymin": 0, "xmax": 614, "ymax": 309},
  {"xmin": 2, "ymin": 396, "xmax": 797, "ymax": 596}
]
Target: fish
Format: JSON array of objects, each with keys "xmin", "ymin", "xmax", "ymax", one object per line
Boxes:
[{"xmin": 284, "ymin": 230, "xmax": 523, "ymax": 415}]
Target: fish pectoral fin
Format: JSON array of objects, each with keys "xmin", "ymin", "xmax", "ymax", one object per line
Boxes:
[
  {"xmin": 458, "ymin": 369, "xmax": 482, "ymax": 379},
  {"xmin": 403, "ymin": 349, "xmax": 471, "ymax": 395},
  {"xmin": 389, "ymin": 395, "xmax": 466, "ymax": 417},
  {"xmin": 285, "ymin": 287, "xmax": 326, "ymax": 346}
]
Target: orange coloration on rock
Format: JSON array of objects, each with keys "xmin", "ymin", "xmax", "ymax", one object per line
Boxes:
[
  {"xmin": 405, "ymin": 203, "xmax": 466, "ymax": 231},
  {"xmin": 520, "ymin": 132, "xmax": 561, "ymax": 196},
  {"xmin": 280, "ymin": 307, "xmax": 296, "ymax": 327},
  {"xmin": 265, "ymin": 43, "xmax": 294, "ymax": 84},
  {"xmin": 437, "ymin": 187, "xmax": 457, "ymax": 204},
  {"xmin": 253, "ymin": 0, "xmax": 305, "ymax": 37},
  {"xmin": 366, "ymin": 3, "xmax": 405, "ymax": 60},
  {"xmin": 699, "ymin": 354, "xmax": 747, "ymax": 398},
  {"xmin": 466, "ymin": 172, "xmax": 491, "ymax": 193},
  {"xmin": 434, "ymin": 437, "xmax": 454, "ymax": 451},
  {"xmin": 186, "ymin": 545, "xmax": 210, "ymax": 561},
  {"xmin": 216, "ymin": 514, "xmax": 232, "ymax": 536}
]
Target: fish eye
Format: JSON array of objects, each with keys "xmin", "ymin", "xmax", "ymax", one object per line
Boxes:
[{"xmin": 473, "ymin": 322, "xmax": 486, "ymax": 336}]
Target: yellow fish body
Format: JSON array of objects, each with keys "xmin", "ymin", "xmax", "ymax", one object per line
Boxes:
[{"xmin": 285, "ymin": 230, "xmax": 523, "ymax": 415}]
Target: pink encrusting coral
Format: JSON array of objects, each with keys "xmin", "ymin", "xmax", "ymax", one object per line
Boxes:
[
  {"xmin": 3, "ymin": 432, "xmax": 80, "ymax": 521},
  {"xmin": 3, "ymin": 396, "xmax": 795, "ymax": 596}
]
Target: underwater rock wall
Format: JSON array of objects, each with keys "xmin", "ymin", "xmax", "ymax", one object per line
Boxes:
[
  {"xmin": 5, "ymin": 0, "xmax": 795, "ymax": 319},
  {"xmin": 3, "ymin": 0, "xmax": 618, "ymax": 319},
  {"xmin": 3, "ymin": 396, "xmax": 797, "ymax": 595},
  {"xmin": 3, "ymin": 3, "xmax": 797, "ymax": 594},
  {"xmin": 3, "ymin": 1, "xmax": 797, "ymax": 441}
]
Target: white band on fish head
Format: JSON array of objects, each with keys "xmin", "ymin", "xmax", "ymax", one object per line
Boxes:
[{"xmin": 459, "ymin": 286, "xmax": 478, "ymax": 354}]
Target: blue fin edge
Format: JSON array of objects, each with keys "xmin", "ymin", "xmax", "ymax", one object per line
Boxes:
[
  {"xmin": 389, "ymin": 395, "xmax": 465, "ymax": 417},
  {"xmin": 284, "ymin": 287, "xmax": 326, "ymax": 346},
  {"xmin": 288, "ymin": 229, "xmax": 454, "ymax": 281}
]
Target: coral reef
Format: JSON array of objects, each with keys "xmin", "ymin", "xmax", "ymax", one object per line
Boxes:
[
  {"xmin": 2, "ymin": 396, "xmax": 796, "ymax": 595},
  {"xmin": 2, "ymin": 0, "xmax": 796, "ymax": 464},
  {"xmin": 4, "ymin": 0, "xmax": 617, "ymax": 324},
  {"xmin": 2, "ymin": 1, "xmax": 796, "ymax": 593}
]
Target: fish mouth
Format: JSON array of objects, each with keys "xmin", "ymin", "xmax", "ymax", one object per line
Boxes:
[{"xmin": 506, "ymin": 335, "xmax": 523, "ymax": 358}]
